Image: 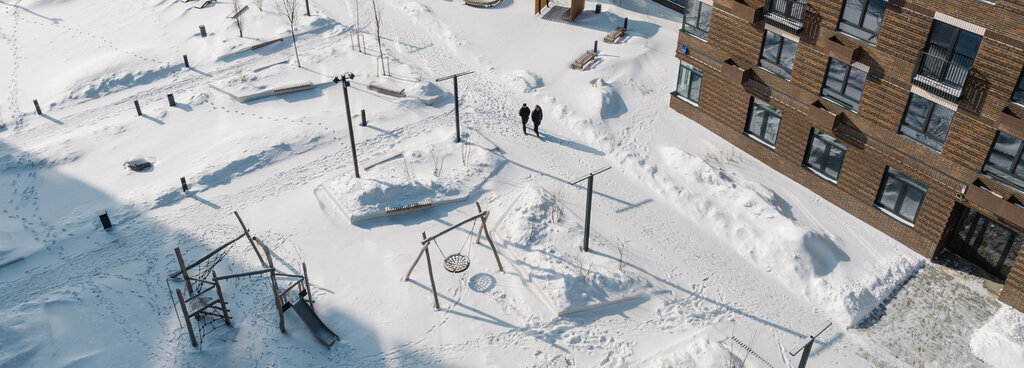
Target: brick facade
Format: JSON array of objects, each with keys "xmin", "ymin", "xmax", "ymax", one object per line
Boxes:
[{"xmin": 669, "ymin": 0, "xmax": 1024, "ymax": 312}]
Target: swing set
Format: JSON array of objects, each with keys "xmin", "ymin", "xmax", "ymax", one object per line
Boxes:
[{"xmin": 403, "ymin": 202, "xmax": 504, "ymax": 310}]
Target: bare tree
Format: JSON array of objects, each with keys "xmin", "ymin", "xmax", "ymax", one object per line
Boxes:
[
  {"xmin": 256, "ymin": 0, "xmax": 265, "ymax": 11},
  {"xmin": 232, "ymin": 0, "xmax": 244, "ymax": 37},
  {"xmin": 276, "ymin": 0, "xmax": 302, "ymax": 67},
  {"xmin": 370, "ymin": 0, "xmax": 389, "ymax": 75}
]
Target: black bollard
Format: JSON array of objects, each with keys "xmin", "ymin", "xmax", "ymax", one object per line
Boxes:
[
  {"xmin": 99, "ymin": 213, "xmax": 112, "ymax": 229},
  {"xmin": 183, "ymin": 55, "xmax": 190, "ymax": 68},
  {"xmin": 199, "ymin": 25, "xmax": 207, "ymax": 37},
  {"xmin": 167, "ymin": 94, "xmax": 176, "ymax": 107},
  {"xmin": 595, "ymin": 3, "xmax": 601, "ymax": 13},
  {"xmin": 33, "ymin": 99, "xmax": 42, "ymax": 115},
  {"xmin": 134, "ymin": 100, "xmax": 142, "ymax": 116},
  {"xmin": 360, "ymin": 109, "xmax": 367, "ymax": 126},
  {"xmin": 180, "ymin": 177, "xmax": 189, "ymax": 193},
  {"xmin": 594, "ymin": 40, "xmax": 598, "ymax": 54},
  {"xmin": 624, "ymin": 17, "xmax": 628, "ymax": 30}
]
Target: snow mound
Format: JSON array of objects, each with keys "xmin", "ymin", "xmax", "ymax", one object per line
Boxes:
[
  {"xmin": 57, "ymin": 55, "xmax": 179, "ymax": 101},
  {"xmin": 497, "ymin": 185, "xmax": 651, "ymax": 314},
  {"xmin": 971, "ymin": 305, "xmax": 1024, "ymax": 367},
  {"xmin": 502, "ymin": 69, "xmax": 544, "ymax": 93},
  {"xmin": 656, "ymin": 147, "xmax": 921, "ymax": 326},
  {"xmin": 578, "ymin": 78, "xmax": 625, "ymax": 119},
  {"xmin": 633, "ymin": 328, "xmax": 743, "ymax": 367}
]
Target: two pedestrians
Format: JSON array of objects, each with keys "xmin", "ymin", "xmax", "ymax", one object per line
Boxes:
[{"xmin": 518, "ymin": 103, "xmax": 543, "ymax": 138}]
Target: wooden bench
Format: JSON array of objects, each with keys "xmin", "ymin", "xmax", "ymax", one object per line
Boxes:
[
  {"xmin": 250, "ymin": 38, "xmax": 283, "ymax": 50},
  {"xmin": 273, "ymin": 82, "xmax": 313, "ymax": 94},
  {"xmin": 603, "ymin": 27, "xmax": 625, "ymax": 43},
  {"xmin": 463, "ymin": 0, "xmax": 502, "ymax": 7},
  {"xmin": 194, "ymin": 0, "xmax": 215, "ymax": 9},
  {"xmin": 571, "ymin": 50, "xmax": 597, "ymax": 70},
  {"xmin": 368, "ymin": 82, "xmax": 406, "ymax": 97}
]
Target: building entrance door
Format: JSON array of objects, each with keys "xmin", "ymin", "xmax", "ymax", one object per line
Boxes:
[{"xmin": 949, "ymin": 208, "xmax": 1024, "ymax": 280}]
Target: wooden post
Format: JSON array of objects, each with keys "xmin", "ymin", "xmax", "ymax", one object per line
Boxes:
[
  {"xmin": 403, "ymin": 233, "xmax": 429, "ymax": 281},
  {"xmin": 175, "ymin": 247, "xmax": 194, "ymax": 295},
  {"xmin": 263, "ymin": 244, "xmax": 285, "ymax": 333},
  {"xmin": 134, "ymin": 100, "xmax": 142, "ymax": 116},
  {"xmin": 302, "ymin": 262, "xmax": 313, "ymax": 308},
  {"xmin": 235, "ymin": 211, "xmax": 266, "ymax": 266},
  {"xmin": 475, "ymin": 202, "xmax": 485, "ymax": 244},
  {"xmin": 212, "ymin": 272, "xmax": 231, "ymax": 326},
  {"xmin": 424, "ymin": 245, "xmax": 440, "ymax": 310},
  {"xmin": 33, "ymin": 100, "xmax": 42, "ymax": 115},
  {"xmin": 480, "ymin": 212, "xmax": 504, "ymax": 272},
  {"xmin": 177, "ymin": 289, "xmax": 198, "ymax": 347}
]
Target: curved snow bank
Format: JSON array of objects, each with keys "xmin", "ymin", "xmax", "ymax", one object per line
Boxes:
[
  {"xmin": 502, "ymin": 70, "xmax": 544, "ymax": 93},
  {"xmin": 971, "ymin": 305, "xmax": 1024, "ymax": 367},
  {"xmin": 652, "ymin": 146, "xmax": 921, "ymax": 326},
  {"xmin": 56, "ymin": 55, "xmax": 180, "ymax": 101},
  {"xmin": 496, "ymin": 185, "xmax": 651, "ymax": 314}
]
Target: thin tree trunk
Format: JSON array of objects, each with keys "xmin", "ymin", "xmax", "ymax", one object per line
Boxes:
[{"xmin": 291, "ymin": 29, "xmax": 301, "ymax": 67}]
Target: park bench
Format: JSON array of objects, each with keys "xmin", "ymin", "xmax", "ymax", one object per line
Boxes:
[
  {"xmin": 463, "ymin": 0, "xmax": 502, "ymax": 7},
  {"xmin": 194, "ymin": 0, "xmax": 215, "ymax": 9},
  {"xmin": 603, "ymin": 27, "xmax": 625, "ymax": 43},
  {"xmin": 368, "ymin": 82, "xmax": 406, "ymax": 97},
  {"xmin": 273, "ymin": 82, "xmax": 313, "ymax": 94},
  {"xmin": 571, "ymin": 50, "xmax": 596, "ymax": 70},
  {"xmin": 250, "ymin": 38, "xmax": 283, "ymax": 50}
]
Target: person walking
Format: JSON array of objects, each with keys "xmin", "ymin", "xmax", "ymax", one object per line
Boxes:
[
  {"xmin": 518, "ymin": 103, "xmax": 531, "ymax": 134},
  {"xmin": 530, "ymin": 105, "xmax": 543, "ymax": 138}
]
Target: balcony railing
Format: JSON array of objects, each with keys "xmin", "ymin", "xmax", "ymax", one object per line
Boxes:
[
  {"xmin": 764, "ymin": 0, "xmax": 806, "ymax": 34},
  {"xmin": 911, "ymin": 48, "xmax": 974, "ymax": 102}
]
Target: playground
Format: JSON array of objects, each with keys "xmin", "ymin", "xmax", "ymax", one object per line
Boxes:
[{"xmin": 2, "ymin": 0, "xmax": 1023, "ymax": 367}]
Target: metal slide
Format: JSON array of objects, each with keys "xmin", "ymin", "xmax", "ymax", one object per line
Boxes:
[{"xmin": 290, "ymin": 299, "xmax": 339, "ymax": 347}]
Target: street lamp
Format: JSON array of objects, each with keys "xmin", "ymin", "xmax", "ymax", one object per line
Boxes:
[
  {"xmin": 334, "ymin": 72, "xmax": 360, "ymax": 178},
  {"xmin": 436, "ymin": 71, "xmax": 474, "ymax": 143}
]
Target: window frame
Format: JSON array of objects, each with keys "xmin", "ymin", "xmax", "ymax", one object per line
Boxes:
[
  {"xmin": 836, "ymin": 0, "xmax": 887, "ymax": 45},
  {"xmin": 982, "ymin": 131, "xmax": 1024, "ymax": 191},
  {"xmin": 744, "ymin": 98, "xmax": 783, "ymax": 148},
  {"xmin": 802, "ymin": 129, "xmax": 848, "ymax": 182},
  {"xmin": 682, "ymin": 0, "xmax": 713, "ymax": 41},
  {"xmin": 758, "ymin": 30, "xmax": 799, "ymax": 80},
  {"xmin": 874, "ymin": 167, "xmax": 928, "ymax": 225},
  {"xmin": 919, "ymin": 20, "xmax": 982, "ymax": 87},
  {"xmin": 897, "ymin": 94, "xmax": 955, "ymax": 151},
  {"xmin": 820, "ymin": 58, "xmax": 868, "ymax": 111},
  {"xmin": 1012, "ymin": 67, "xmax": 1024, "ymax": 105},
  {"xmin": 674, "ymin": 61, "xmax": 704, "ymax": 105}
]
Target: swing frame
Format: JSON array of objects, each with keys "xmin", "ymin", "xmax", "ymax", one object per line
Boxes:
[{"xmin": 402, "ymin": 202, "xmax": 504, "ymax": 310}]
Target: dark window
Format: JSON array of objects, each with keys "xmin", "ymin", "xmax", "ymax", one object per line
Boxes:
[
  {"xmin": 837, "ymin": 0, "xmax": 887, "ymax": 44},
  {"xmin": 982, "ymin": 131, "xmax": 1024, "ymax": 191},
  {"xmin": 820, "ymin": 58, "xmax": 868, "ymax": 111},
  {"xmin": 803, "ymin": 129, "xmax": 848, "ymax": 181},
  {"xmin": 745, "ymin": 98, "xmax": 783, "ymax": 147},
  {"xmin": 916, "ymin": 21, "xmax": 982, "ymax": 90},
  {"xmin": 675, "ymin": 61, "xmax": 703, "ymax": 104},
  {"xmin": 682, "ymin": 0, "xmax": 712, "ymax": 41},
  {"xmin": 759, "ymin": 30, "xmax": 798, "ymax": 80},
  {"xmin": 898, "ymin": 94, "xmax": 954, "ymax": 151},
  {"xmin": 951, "ymin": 208, "xmax": 1023, "ymax": 279},
  {"xmin": 875, "ymin": 168, "xmax": 927, "ymax": 224},
  {"xmin": 1013, "ymin": 68, "xmax": 1024, "ymax": 104}
]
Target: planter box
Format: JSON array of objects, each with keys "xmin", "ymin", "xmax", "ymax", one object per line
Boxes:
[
  {"xmin": 722, "ymin": 0, "xmax": 761, "ymax": 24},
  {"xmin": 998, "ymin": 108, "xmax": 1024, "ymax": 139},
  {"xmin": 823, "ymin": 36, "xmax": 861, "ymax": 65},
  {"xmin": 721, "ymin": 59, "xmax": 752, "ymax": 84}
]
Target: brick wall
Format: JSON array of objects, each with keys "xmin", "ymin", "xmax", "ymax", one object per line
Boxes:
[{"xmin": 671, "ymin": 0, "xmax": 1024, "ymax": 310}]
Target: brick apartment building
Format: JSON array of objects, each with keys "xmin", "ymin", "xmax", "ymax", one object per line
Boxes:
[{"xmin": 665, "ymin": 0, "xmax": 1024, "ymax": 312}]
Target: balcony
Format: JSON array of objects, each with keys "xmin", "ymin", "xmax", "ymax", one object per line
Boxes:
[
  {"xmin": 911, "ymin": 49, "xmax": 974, "ymax": 102},
  {"xmin": 764, "ymin": 0, "xmax": 806, "ymax": 34}
]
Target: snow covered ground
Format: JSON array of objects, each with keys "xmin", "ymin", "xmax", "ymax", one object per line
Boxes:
[{"xmin": 1, "ymin": 0, "xmax": 1022, "ymax": 366}]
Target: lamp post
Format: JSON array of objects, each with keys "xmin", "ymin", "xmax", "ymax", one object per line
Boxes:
[
  {"xmin": 569, "ymin": 166, "xmax": 612, "ymax": 252},
  {"xmin": 335, "ymin": 72, "xmax": 360, "ymax": 178},
  {"xmin": 436, "ymin": 71, "xmax": 474, "ymax": 143}
]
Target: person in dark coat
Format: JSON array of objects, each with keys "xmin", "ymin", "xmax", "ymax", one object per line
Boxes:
[
  {"xmin": 518, "ymin": 103, "xmax": 531, "ymax": 134},
  {"xmin": 530, "ymin": 105, "xmax": 543, "ymax": 138}
]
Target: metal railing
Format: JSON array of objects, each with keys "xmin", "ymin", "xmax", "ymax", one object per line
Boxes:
[
  {"xmin": 764, "ymin": 0, "xmax": 807, "ymax": 33},
  {"xmin": 912, "ymin": 48, "xmax": 974, "ymax": 101}
]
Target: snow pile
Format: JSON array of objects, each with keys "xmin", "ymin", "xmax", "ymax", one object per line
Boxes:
[
  {"xmin": 497, "ymin": 186, "xmax": 650, "ymax": 314},
  {"xmin": 971, "ymin": 305, "xmax": 1024, "ymax": 367},
  {"xmin": 654, "ymin": 147, "xmax": 922, "ymax": 326},
  {"xmin": 317, "ymin": 130, "xmax": 500, "ymax": 221},
  {"xmin": 58, "ymin": 58, "xmax": 180, "ymax": 102},
  {"xmin": 633, "ymin": 329, "xmax": 744, "ymax": 367},
  {"xmin": 578, "ymin": 78, "xmax": 626, "ymax": 119},
  {"xmin": 502, "ymin": 69, "xmax": 544, "ymax": 93}
]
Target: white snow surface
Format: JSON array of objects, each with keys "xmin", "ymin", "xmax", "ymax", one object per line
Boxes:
[
  {"xmin": 0, "ymin": 0, "xmax": 1016, "ymax": 366},
  {"xmin": 972, "ymin": 305, "xmax": 1024, "ymax": 367}
]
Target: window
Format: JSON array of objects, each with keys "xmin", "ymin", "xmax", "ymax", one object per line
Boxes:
[
  {"xmin": 951, "ymin": 208, "xmax": 1024, "ymax": 280},
  {"xmin": 759, "ymin": 30, "xmax": 799, "ymax": 80},
  {"xmin": 682, "ymin": 0, "xmax": 712, "ymax": 41},
  {"xmin": 820, "ymin": 58, "xmax": 868, "ymax": 111},
  {"xmin": 837, "ymin": 0, "xmax": 887, "ymax": 44},
  {"xmin": 875, "ymin": 168, "xmax": 927, "ymax": 224},
  {"xmin": 675, "ymin": 61, "xmax": 703, "ymax": 104},
  {"xmin": 744, "ymin": 98, "xmax": 783, "ymax": 147},
  {"xmin": 982, "ymin": 131, "xmax": 1024, "ymax": 191},
  {"xmin": 898, "ymin": 94, "xmax": 954, "ymax": 151},
  {"xmin": 803, "ymin": 129, "xmax": 848, "ymax": 182},
  {"xmin": 1012, "ymin": 68, "xmax": 1024, "ymax": 104},
  {"xmin": 914, "ymin": 20, "xmax": 982, "ymax": 96}
]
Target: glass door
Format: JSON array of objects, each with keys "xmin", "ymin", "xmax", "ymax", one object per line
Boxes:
[{"xmin": 951, "ymin": 208, "xmax": 1023, "ymax": 279}]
